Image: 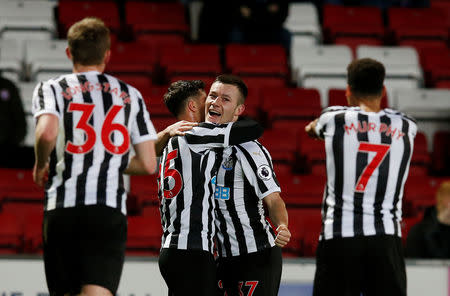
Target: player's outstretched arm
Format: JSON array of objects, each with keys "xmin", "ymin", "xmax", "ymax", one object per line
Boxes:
[
  {"xmin": 155, "ymin": 121, "xmax": 198, "ymax": 156},
  {"xmin": 264, "ymin": 192, "xmax": 291, "ymax": 248},
  {"xmin": 33, "ymin": 114, "xmax": 58, "ymax": 187},
  {"xmin": 125, "ymin": 140, "xmax": 157, "ymax": 175}
]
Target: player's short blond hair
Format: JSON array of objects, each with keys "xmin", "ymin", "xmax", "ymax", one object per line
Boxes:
[
  {"xmin": 436, "ymin": 181, "xmax": 450, "ymax": 213},
  {"xmin": 67, "ymin": 17, "xmax": 110, "ymax": 66}
]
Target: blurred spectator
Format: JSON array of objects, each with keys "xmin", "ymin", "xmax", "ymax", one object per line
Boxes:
[
  {"xmin": 0, "ymin": 76, "xmax": 28, "ymax": 168},
  {"xmin": 198, "ymin": 0, "xmax": 233, "ymax": 44},
  {"xmin": 229, "ymin": 0, "xmax": 291, "ymax": 49},
  {"xmin": 406, "ymin": 181, "xmax": 450, "ymax": 259}
]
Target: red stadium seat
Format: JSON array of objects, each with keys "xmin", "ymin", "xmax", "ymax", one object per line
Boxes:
[
  {"xmin": 258, "ymin": 129, "xmax": 298, "ymax": 164},
  {"xmin": 0, "ymin": 169, "xmax": 43, "ymax": 202},
  {"xmin": 277, "ymin": 174, "xmax": 326, "ymax": 207},
  {"xmin": 106, "ymin": 41, "xmax": 157, "ymax": 75},
  {"xmin": 160, "ymin": 44, "xmax": 222, "ymax": 81},
  {"xmin": 114, "ymin": 75, "xmax": 153, "ymax": 91},
  {"xmin": 125, "ymin": 1, "xmax": 188, "ymax": 34},
  {"xmin": 151, "ymin": 117, "xmax": 178, "ymax": 134},
  {"xmin": 323, "ymin": 5, "xmax": 385, "ymax": 43},
  {"xmin": 23, "ymin": 212, "xmax": 43, "ymax": 254},
  {"xmin": 432, "ymin": 131, "xmax": 450, "ymax": 174},
  {"xmin": 297, "ymin": 133, "xmax": 326, "ymax": 173},
  {"xmin": 0, "ymin": 212, "xmax": 23, "ymax": 254},
  {"xmin": 127, "ymin": 215, "xmax": 162, "ymax": 255},
  {"xmin": 261, "ymin": 87, "xmax": 321, "ymax": 123},
  {"xmin": 410, "ymin": 132, "xmax": 430, "ymax": 166},
  {"xmin": 400, "ymin": 215, "xmax": 422, "ymax": 244},
  {"xmin": 139, "ymin": 85, "xmax": 172, "ymax": 117},
  {"xmin": 435, "ymin": 80, "xmax": 450, "ymax": 89},
  {"xmin": 225, "ymin": 44, "xmax": 288, "ymax": 78},
  {"xmin": 415, "ymin": 47, "xmax": 450, "ymax": 87},
  {"xmin": 129, "ymin": 175, "xmax": 160, "ymax": 208},
  {"xmin": 328, "ymin": 89, "xmax": 388, "ymax": 108},
  {"xmin": 242, "ymin": 87, "xmax": 262, "ymax": 120},
  {"xmin": 287, "ymin": 208, "xmax": 322, "ymax": 257},
  {"xmin": 136, "ymin": 34, "xmax": 185, "ymax": 57},
  {"xmin": 403, "ymin": 176, "xmax": 443, "ymax": 216},
  {"xmin": 58, "ymin": 0, "xmax": 120, "ymax": 35}
]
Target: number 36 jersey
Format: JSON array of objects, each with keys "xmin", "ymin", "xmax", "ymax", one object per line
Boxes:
[
  {"xmin": 32, "ymin": 71, "xmax": 157, "ymax": 214},
  {"xmin": 314, "ymin": 106, "xmax": 417, "ymax": 240}
]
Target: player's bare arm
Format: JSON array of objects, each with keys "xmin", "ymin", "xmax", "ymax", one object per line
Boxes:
[
  {"xmin": 125, "ymin": 140, "xmax": 157, "ymax": 175},
  {"xmin": 33, "ymin": 114, "xmax": 58, "ymax": 187},
  {"xmin": 155, "ymin": 121, "xmax": 198, "ymax": 156},
  {"xmin": 305, "ymin": 118, "xmax": 320, "ymax": 140},
  {"xmin": 264, "ymin": 192, "xmax": 291, "ymax": 247}
]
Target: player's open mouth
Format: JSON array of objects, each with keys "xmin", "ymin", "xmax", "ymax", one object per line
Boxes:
[{"xmin": 208, "ymin": 110, "xmax": 221, "ymax": 117}]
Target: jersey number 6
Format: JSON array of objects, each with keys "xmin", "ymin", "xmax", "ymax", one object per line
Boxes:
[
  {"xmin": 66, "ymin": 102, "xmax": 130, "ymax": 155},
  {"xmin": 160, "ymin": 149, "xmax": 183, "ymax": 199},
  {"xmin": 355, "ymin": 142, "xmax": 390, "ymax": 193}
]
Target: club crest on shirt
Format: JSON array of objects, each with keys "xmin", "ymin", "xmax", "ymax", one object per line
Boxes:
[
  {"xmin": 257, "ymin": 165, "xmax": 272, "ymax": 181},
  {"xmin": 221, "ymin": 156, "xmax": 234, "ymax": 170}
]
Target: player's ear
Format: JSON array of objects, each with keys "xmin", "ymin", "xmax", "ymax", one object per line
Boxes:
[
  {"xmin": 235, "ymin": 103, "xmax": 245, "ymax": 117},
  {"xmin": 345, "ymin": 85, "xmax": 352, "ymax": 106},
  {"xmin": 187, "ymin": 99, "xmax": 196, "ymax": 112},
  {"xmin": 66, "ymin": 47, "xmax": 72, "ymax": 60},
  {"xmin": 104, "ymin": 50, "xmax": 111, "ymax": 65},
  {"xmin": 382, "ymin": 85, "xmax": 386, "ymax": 98}
]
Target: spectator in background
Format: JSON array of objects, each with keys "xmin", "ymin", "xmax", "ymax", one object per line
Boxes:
[
  {"xmin": 406, "ymin": 181, "xmax": 450, "ymax": 259},
  {"xmin": 0, "ymin": 75, "xmax": 27, "ymax": 168},
  {"xmin": 229, "ymin": 0, "xmax": 291, "ymax": 50},
  {"xmin": 198, "ymin": 0, "xmax": 233, "ymax": 44}
]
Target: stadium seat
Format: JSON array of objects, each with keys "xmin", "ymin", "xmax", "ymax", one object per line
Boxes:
[
  {"xmin": 58, "ymin": 0, "xmax": 121, "ymax": 35},
  {"xmin": 284, "ymin": 2, "xmax": 321, "ymax": 45},
  {"xmin": 127, "ymin": 214, "xmax": 162, "ymax": 255},
  {"xmin": 261, "ymin": 87, "xmax": 321, "ymax": 124},
  {"xmin": 401, "ymin": 215, "xmax": 422, "ymax": 244},
  {"xmin": 125, "ymin": 1, "xmax": 189, "ymax": 35},
  {"xmin": 334, "ymin": 37, "xmax": 383, "ymax": 58},
  {"xmin": 0, "ymin": 212, "xmax": 23, "ymax": 254},
  {"xmin": 286, "ymin": 208, "xmax": 322, "ymax": 257},
  {"xmin": 393, "ymin": 89, "xmax": 450, "ymax": 120},
  {"xmin": 106, "ymin": 41, "xmax": 157, "ymax": 76},
  {"xmin": 410, "ymin": 132, "xmax": 430, "ymax": 166},
  {"xmin": 297, "ymin": 130, "xmax": 326, "ymax": 174},
  {"xmin": 0, "ymin": 169, "xmax": 43, "ymax": 202},
  {"xmin": 415, "ymin": 47, "xmax": 450, "ymax": 87},
  {"xmin": 0, "ymin": 39, "xmax": 24, "ymax": 80},
  {"xmin": 388, "ymin": 7, "xmax": 447, "ymax": 37},
  {"xmin": 23, "ymin": 212, "xmax": 43, "ymax": 254},
  {"xmin": 327, "ymin": 89, "xmax": 388, "ymax": 109},
  {"xmin": 225, "ymin": 44, "xmax": 288, "ymax": 78},
  {"xmin": 323, "ymin": 5, "xmax": 384, "ymax": 43},
  {"xmin": 151, "ymin": 117, "xmax": 177, "ymax": 134},
  {"xmin": 302, "ymin": 77, "xmax": 347, "ymax": 108},
  {"xmin": 403, "ymin": 176, "xmax": 443, "ymax": 216},
  {"xmin": 242, "ymin": 87, "xmax": 262, "ymax": 121},
  {"xmin": 25, "ymin": 39, "xmax": 72, "ymax": 80},
  {"xmin": 277, "ymin": 174, "xmax": 325, "ymax": 207},
  {"xmin": 432, "ymin": 131, "xmax": 450, "ymax": 175},
  {"xmin": 258, "ymin": 128, "xmax": 298, "ymax": 164},
  {"xmin": 160, "ymin": 44, "xmax": 222, "ymax": 81},
  {"xmin": 113, "ymin": 75, "xmax": 153, "ymax": 91},
  {"xmin": 129, "ymin": 174, "xmax": 160, "ymax": 208}
]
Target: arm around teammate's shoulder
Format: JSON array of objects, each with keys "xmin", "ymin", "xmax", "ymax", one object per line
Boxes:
[
  {"xmin": 125, "ymin": 140, "xmax": 157, "ymax": 175},
  {"xmin": 264, "ymin": 192, "xmax": 291, "ymax": 248}
]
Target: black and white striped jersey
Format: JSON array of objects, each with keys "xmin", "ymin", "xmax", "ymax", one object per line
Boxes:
[
  {"xmin": 158, "ymin": 120, "xmax": 263, "ymax": 253},
  {"xmin": 32, "ymin": 71, "xmax": 157, "ymax": 215},
  {"xmin": 314, "ymin": 106, "xmax": 417, "ymax": 240},
  {"xmin": 214, "ymin": 141, "xmax": 280, "ymax": 258}
]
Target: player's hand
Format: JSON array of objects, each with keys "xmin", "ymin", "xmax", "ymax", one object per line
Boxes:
[
  {"xmin": 167, "ymin": 121, "xmax": 198, "ymax": 137},
  {"xmin": 275, "ymin": 224, "xmax": 291, "ymax": 248},
  {"xmin": 305, "ymin": 119, "xmax": 319, "ymax": 139},
  {"xmin": 33, "ymin": 163, "xmax": 49, "ymax": 187}
]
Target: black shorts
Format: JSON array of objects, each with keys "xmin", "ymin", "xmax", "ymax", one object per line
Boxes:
[
  {"xmin": 313, "ymin": 235, "xmax": 406, "ymax": 296},
  {"xmin": 43, "ymin": 205, "xmax": 127, "ymax": 295},
  {"xmin": 217, "ymin": 246, "xmax": 282, "ymax": 296},
  {"xmin": 158, "ymin": 248, "xmax": 216, "ymax": 296}
]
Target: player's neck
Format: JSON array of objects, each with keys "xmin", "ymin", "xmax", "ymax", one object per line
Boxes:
[
  {"xmin": 72, "ymin": 63, "xmax": 105, "ymax": 74},
  {"xmin": 358, "ymin": 98, "xmax": 382, "ymax": 113}
]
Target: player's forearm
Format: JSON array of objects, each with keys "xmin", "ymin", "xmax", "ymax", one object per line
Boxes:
[
  {"xmin": 228, "ymin": 117, "xmax": 264, "ymax": 145},
  {"xmin": 265, "ymin": 193, "xmax": 288, "ymax": 228},
  {"xmin": 34, "ymin": 131, "xmax": 56, "ymax": 169},
  {"xmin": 125, "ymin": 140, "xmax": 157, "ymax": 175},
  {"xmin": 155, "ymin": 130, "xmax": 171, "ymax": 157}
]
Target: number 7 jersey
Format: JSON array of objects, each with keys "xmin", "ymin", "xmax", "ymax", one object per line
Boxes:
[
  {"xmin": 32, "ymin": 71, "xmax": 157, "ymax": 214},
  {"xmin": 314, "ymin": 106, "xmax": 417, "ymax": 240}
]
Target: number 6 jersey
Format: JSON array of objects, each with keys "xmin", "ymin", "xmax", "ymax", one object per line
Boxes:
[
  {"xmin": 314, "ymin": 106, "xmax": 417, "ymax": 240},
  {"xmin": 32, "ymin": 71, "xmax": 157, "ymax": 214}
]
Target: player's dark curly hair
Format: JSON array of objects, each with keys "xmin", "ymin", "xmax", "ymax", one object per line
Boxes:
[
  {"xmin": 163, "ymin": 80, "xmax": 205, "ymax": 117},
  {"xmin": 347, "ymin": 58, "xmax": 385, "ymax": 98},
  {"xmin": 214, "ymin": 74, "xmax": 247, "ymax": 104}
]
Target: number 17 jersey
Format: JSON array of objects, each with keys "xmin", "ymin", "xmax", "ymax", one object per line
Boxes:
[
  {"xmin": 314, "ymin": 106, "xmax": 417, "ymax": 240},
  {"xmin": 32, "ymin": 71, "xmax": 157, "ymax": 215}
]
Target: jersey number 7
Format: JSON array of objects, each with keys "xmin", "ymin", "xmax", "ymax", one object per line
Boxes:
[
  {"xmin": 355, "ymin": 142, "xmax": 390, "ymax": 193},
  {"xmin": 66, "ymin": 102, "xmax": 130, "ymax": 155}
]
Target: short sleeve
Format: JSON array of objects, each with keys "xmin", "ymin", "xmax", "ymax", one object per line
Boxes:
[
  {"xmin": 130, "ymin": 91, "xmax": 157, "ymax": 144},
  {"xmin": 236, "ymin": 142, "xmax": 281, "ymax": 200},
  {"xmin": 32, "ymin": 81, "xmax": 61, "ymax": 119},
  {"xmin": 315, "ymin": 106, "xmax": 347, "ymax": 139}
]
